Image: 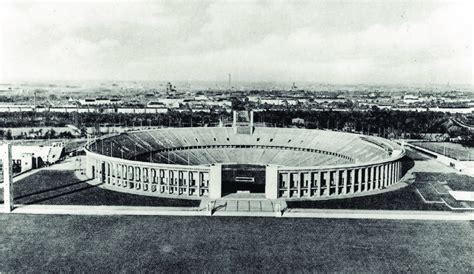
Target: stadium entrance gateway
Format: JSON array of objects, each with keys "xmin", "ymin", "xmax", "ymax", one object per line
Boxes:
[{"xmin": 221, "ymin": 164, "xmax": 266, "ymax": 195}]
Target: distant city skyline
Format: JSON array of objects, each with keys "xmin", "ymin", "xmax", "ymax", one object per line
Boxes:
[{"xmin": 0, "ymin": 0, "xmax": 472, "ymax": 85}]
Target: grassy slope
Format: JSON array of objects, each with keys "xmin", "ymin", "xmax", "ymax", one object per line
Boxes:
[{"xmin": 0, "ymin": 214, "xmax": 472, "ymax": 272}]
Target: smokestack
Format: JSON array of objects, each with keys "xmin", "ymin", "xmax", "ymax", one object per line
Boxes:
[{"xmin": 228, "ymin": 73, "xmax": 231, "ymax": 87}]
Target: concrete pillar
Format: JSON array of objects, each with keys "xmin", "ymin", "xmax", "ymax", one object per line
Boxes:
[
  {"xmin": 287, "ymin": 173, "xmax": 291, "ymax": 197},
  {"xmin": 397, "ymin": 161, "xmax": 401, "ymax": 181},
  {"xmin": 193, "ymin": 171, "xmax": 199, "ymax": 196},
  {"xmin": 143, "ymin": 167, "xmax": 148, "ymax": 191},
  {"xmin": 318, "ymin": 171, "xmax": 323, "ymax": 197},
  {"xmin": 379, "ymin": 165, "xmax": 383, "ymax": 189},
  {"xmin": 357, "ymin": 168, "xmax": 363, "ymax": 192},
  {"xmin": 208, "ymin": 164, "xmax": 222, "ymax": 199},
  {"xmin": 2, "ymin": 144, "xmax": 13, "ymax": 213},
  {"xmin": 396, "ymin": 161, "xmax": 402, "ymax": 182},
  {"xmin": 168, "ymin": 170, "xmax": 173, "ymax": 192},
  {"xmin": 85, "ymin": 152, "xmax": 93, "ymax": 178},
  {"xmin": 334, "ymin": 170, "xmax": 340, "ymax": 195},
  {"xmin": 325, "ymin": 171, "xmax": 330, "ymax": 196},
  {"xmin": 371, "ymin": 166, "xmax": 376, "ymax": 190},
  {"xmin": 350, "ymin": 169, "xmax": 356, "ymax": 193},
  {"xmin": 265, "ymin": 165, "xmax": 278, "ymax": 199},
  {"xmin": 364, "ymin": 168, "xmax": 369, "ymax": 191},
  {"xmin": 306, "ymin": 172, "xmax": 311, "ymax": 196},
  {"xmin": 388, "ymin": 163, "xmax": 393, "ymax": 185},
  {"xmin": 394, "ymin": 162, "xmax": 398, "ymax": 183},
  {"xmin": 376, "ymin": 166, "xmax": 380, "ymax": 189},
  {"xmin": 381, "ymin": 165, "xmax": 386, "ymax": 188},
  {"xmin": 297, "ymin": 172, "xmax": 302, "ymax": 197},
  {"xmin": 250, "ymin": 110, "xmax": 254, "ymax": 129},
  {"xmin": 185, "ymin": 171, "xmax": 190, "ymax": 195},
  {"xmin": 316, "ymin": 172, "xmax": 321, "ymax": 197},
  {"xmin": 342, "ymin": 170, "xmax": 347, "ymax": 194}
]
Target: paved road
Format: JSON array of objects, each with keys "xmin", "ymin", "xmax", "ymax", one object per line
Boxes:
[{"xmin": 5, "ymin": 203, "xmax": 472, "ymax": 220}]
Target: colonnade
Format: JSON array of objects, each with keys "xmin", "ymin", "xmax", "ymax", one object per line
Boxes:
[
  {"xmin": 86, "ymin": 150, "xmax": 404, "ymax": 200},
  {"xmin": 87, "ymin": 152, "xmax": 212, "ymax": 197},
  {"xmin": 275, "ymin": 161, "xmax": 402, "ymax": 199}
]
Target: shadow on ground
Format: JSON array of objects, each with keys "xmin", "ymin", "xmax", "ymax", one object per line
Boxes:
[{"xmin": 0, "ymin": 170, "xmax": 199, "ymax": 207}]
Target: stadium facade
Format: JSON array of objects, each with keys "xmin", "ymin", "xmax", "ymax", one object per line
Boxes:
[{"xmin": 85, "ymin": 111, "xmax": 405, "ymax": 200}]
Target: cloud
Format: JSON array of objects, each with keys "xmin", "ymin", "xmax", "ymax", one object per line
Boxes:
[{"xmin": 0, "ymin": 0, "xmax": 472, "ymax": 84}]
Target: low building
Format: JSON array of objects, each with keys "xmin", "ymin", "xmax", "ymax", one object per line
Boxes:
[{"xmin": 9, "ymin": 142, "xmax": 66, "ymax": 173}]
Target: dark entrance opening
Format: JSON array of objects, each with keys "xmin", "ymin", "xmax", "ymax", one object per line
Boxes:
[
  {"xmin": 101, "ymin": 162, "xmax": 106, "ymax": 183},
  {"xmin": 221, "ymin": 164, "xmax": 266, "ymax": 195}
]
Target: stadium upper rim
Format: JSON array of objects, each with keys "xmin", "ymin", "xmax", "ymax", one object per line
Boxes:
[{"xmin": 86, "ymin": 127, "xmax": 405, "ymax": 169}]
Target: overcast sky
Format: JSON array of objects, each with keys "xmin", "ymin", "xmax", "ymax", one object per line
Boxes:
[{"xmin": 0, "ymin": 0, "xmax": 472, "ymax": 85}]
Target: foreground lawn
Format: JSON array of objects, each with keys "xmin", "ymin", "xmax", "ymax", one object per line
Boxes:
[
  {"xmin": 414, "ymin": 172, "xmax": 474, "ymax": 192},
  {"xmin": 0, "ymin": 214, "xmax": 472, "ymax": 272},
  {"xmin": 288, "ymin": 183, "xmax": 447, "ymax": 210},
  {"xmin": 0, "ymin": 170, "xmax": 199, "ymax": 207}
]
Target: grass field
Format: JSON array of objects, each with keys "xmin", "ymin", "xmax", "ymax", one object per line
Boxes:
[
  {"xmin": 0, "ymin": 214, "xmax": 472, "ymax": 272},
  {"xmin": 413, "ymin": 172, "xmax": 474, "ymax": 192},
  {"xmin": 288, "ymin": 184, "xmax": 448, "ymax": 210},
  {"xmin": 0, "ymin": 170, "xmax": 199, "ymax": 207},
  {"xmin": 411, "ymin": 142, "xmax": 473, "ymax": 161}
]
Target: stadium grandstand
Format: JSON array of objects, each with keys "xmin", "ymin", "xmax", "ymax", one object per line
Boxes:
[{"xmin": 85, "ymin": 111, "xmax": 405, "ymax": 200}]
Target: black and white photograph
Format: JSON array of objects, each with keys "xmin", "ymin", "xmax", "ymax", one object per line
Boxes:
[{"xmin": 0, "ymin": 0, "xmax": 473, "ymax": 272}]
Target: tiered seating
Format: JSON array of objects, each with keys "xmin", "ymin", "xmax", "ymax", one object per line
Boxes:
[{"xmin": 93, "ymin": 127, "xmax": 397, "ymax": 166}]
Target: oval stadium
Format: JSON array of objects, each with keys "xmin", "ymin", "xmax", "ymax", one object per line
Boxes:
[{"xmin": 84, "ymin": 111, "xmax": 405, "ymax": 200}]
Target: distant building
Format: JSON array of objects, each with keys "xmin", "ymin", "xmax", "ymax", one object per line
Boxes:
[
  {"xmin": 10, "ymin": 142, "xmax": 65, "ymax": 173},
  {"xmin": 291, "ymin": 118, "xmax": 305, "ymax": 125},
  {"xmin": 78, "ymin": 98, "xmax": 122, "ymax": 106}
]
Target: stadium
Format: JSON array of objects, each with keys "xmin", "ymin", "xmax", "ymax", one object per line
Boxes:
[{"xmin": 84, "ymin": 111, "xmax": 405, "ymax": 200}]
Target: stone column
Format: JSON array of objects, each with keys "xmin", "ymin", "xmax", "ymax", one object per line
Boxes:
[
  {"xmin": 377, "ymin": 165, "xmax": 381, "ymax": 189},
  {"xmin": 209, "ymin": 164, "xmax": 222, "ymax": 199},
  {"xmin": 297, "ymin": 172, "xmax": 302, "ymax": 197},
  {"xmin": 334, "ymin": 170, "xmax": 340, "ymax": 195},
  {"xmin": 142, "ymin": 167, "xmax": 147, "ymax": 191},
  {"xmin": 350, "ymin": 169, "xmax": 356, "ymax": 193},
  {"xmin": 357, "ymin": 168, "xmax": 363, "ymax": 192},
  {"xmin": 348, "ymin": 169, "xmax": 353, "ymax": 194},
  {"xmin": 287, "ymin": 173, "xmax": 291, "ymax": 197},
  {"xmin": 185, "ymin": 171, "xmax": 190, "ymax": 196},
  {"xmin": 364, "ymin": 167, "xmax": 369, "ymax": 191},
  {"xmin": 325, "ymin": 171, "xmax": 330, "ymax": 196},
  {"xmin": 381, "ymin": 165, "xmax": 386, "ymax": 188},
  {"xmin": 307, "ymin": 172, "xmax": 313, "ymax": 197},
  {"xmin": 316, "ymin": 172, "xmax": 321, "ymax": 197},
  {"xmin": 398, "ymin": 161, "xmax": 402, "ymax": 181},
  {"xmin": 372, "ymin": 166, "xmax": 377, "ymax": 189},
  {"xmin": 2, "ymin": 144, "xmax": 13, "ymax": 213},
  {"xmin": 167, "ymin": 169, "xmax": 171, "ymax": 194},
  {"xmin": 385, "ymin": 164, "xmax": 390, "ymax": 187},
  {"xmin": 397, "ymin": 161, "xmax": 401, "ymax": 181},
  {"xmin": 265, "ymin": 165, "xmax": 278, "ymax": 199},
  {"xmin": 196, "ymin": 171, "xmax": 200, "ymax": 196},
  {"xmin": 85, "ymin": 152, "xmax": 93, "ymax": 179},
  {"xmin": 388, "ymin": 163, "xmax": 393, "ymax": 186},
  {"xmin": 394, "ymin": 162, "xmax": 398, "ymax": 183},
  {"xmin": 342, "ymin": 170, "xmax": 347, "ymax": 194}
]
